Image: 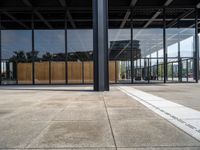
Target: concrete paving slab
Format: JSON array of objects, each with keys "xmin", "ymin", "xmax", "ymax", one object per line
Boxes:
[
  {"xmin": 0, "ymin": 108, "xmax": 15, "ymax": 118},
  {"xmin": 105, "ymin": 99, "xmax": 143, "ymax": 108},
  {"xmin": 12, "ymin": 148, "xmax": 115, "ymax": 150},
  {"xmin": 1, "ymin": 85, "xmax": 200, "ymax": 149},
  {"xmin": 67, "ymin": 101, "xmax": 105, "ymax": 109},
  {"xmin": 118, "ymin": 147, "xmax": 200, "ymax": 150},
  {"xmin": 134, "ymin": 84, "xmax": 200, "ymax": 111},
  {"xmin": 28, "ymin": 121, "xmax": 115, "ymax": 148},
  {"xmin": 2, "ymin": 108, "xmax": 61, "ymax": 121},
  {"xmin": 54, "ymin": 108, "xmax": 107, "ymax": 121},
  {"xmin": 107, "ymin": 108, "xmax": 162, "ymax": 120},
  {"xmin": 0, "ymin": 120, "xmax": 49, "ymax": 149},
  {"xmin": 111, "ymin": 120, "xmax": 200, "ymax": 147},
  {"xmin": 34, "ymin": 101, "xmax": 68, "ymax": 109}
]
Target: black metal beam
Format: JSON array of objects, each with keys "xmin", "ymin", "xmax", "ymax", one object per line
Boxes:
[
  {"xmin": 163, "ymin": 8, "xmax": 167, "ymax": 83},
  {"xmin": 197, "ymin": 2, "xmax": 200, "ymax": 8},
  {"xmin": 2, "ymin": 11, "xmax": 29, "ymax": 29},
  {"xmin": 22, "ymin": 0, "xmax": 32, "ymax": 7},
  {"xmin": 34, "ymin": 10, "xmax": 53, "ymax": 29},
  {"xmin": 120, "ymin": 0, "xmax": 138, "ymax": 28},
  {"xmin": 22, "ymin": 0, "xmax": 53, "ymax": 29},
  {"xmin": 0, "ymin": 6, "xmax": 197, "ymax": 12},
  {"xmin": 65, "ymin": 10, "xmax": 68, "ymax": 84},
  {"xmin": 177, "ymin": 20, "xmax": 182, "ymax": 82},
  {"xmin": 143, "ymin": 0, "xmax": 174, "ymax": 28},
  {"xmin": 58, "ymin": 0, "xmax": 66, "ymax": 7},
  {"xmin": 0, "ymin": 12, "xmax": 1, "ymax": 85},
  {"xmin": 167, "ymin": 9, "xmax": 194, "ymax": 27},
  {"xmin": 194, "ymin": 8, "xmax": 199, "ymax": 82},
  {"xmin": 130, "ymin": 8, "xmax": 133, "ymax": 83},
  {"xmin": 57, "ymin": 0, "xmax": 76, "ymax": 28},
  {"xmin": 66, "ymin": 10, "xmax": 76, "ymax": 28},
  {"xmin": 31, "ymin": 11, "xmax": 35, "ymax": 85},
  {"xmin": 93, "ymin": 0, "xmax": 109, "ymax": 91},
  {"xmin": 143, "ymin": 10, "xmax": 162, "ymax": 28}
]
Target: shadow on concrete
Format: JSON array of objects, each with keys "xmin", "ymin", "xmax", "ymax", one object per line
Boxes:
[{"xmin": 0, "ymin": 85, "xmax": 94, "ymax": 92}]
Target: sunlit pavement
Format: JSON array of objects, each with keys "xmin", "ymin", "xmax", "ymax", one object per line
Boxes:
[{"xmin": 0, "ymin": 84, "xmax": 200, "ymax": 150}]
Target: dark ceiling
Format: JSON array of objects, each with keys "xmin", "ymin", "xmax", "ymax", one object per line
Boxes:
[{"xmin": 0, "ymin": 0, "xmax": 199, "ymax": 29}]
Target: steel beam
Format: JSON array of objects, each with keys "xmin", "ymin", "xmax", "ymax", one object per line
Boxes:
[
  {"xmin": 93, "ymin": 0, "xmax": 109, "ymax": 91},
  {"xmin": 2, "ymin": 11, "xmax": 29, "ymax": 29},
  {"xmin": 143, "ymin": 0, "xmax": 174, "ymax": 28},
  {"xmin": 194, "ymin": 8, "xmax": 199, "ymax": 82},
  {"xmin": 22, "ymin": 0, "xmax": 53, "ymax": 29},
  {"xmin": 130, "ymin": 8, "xmax": 134, "ymax": 84},
  {"xmin": 177, "ymin": 21, "xmax": 182, "ymax": 82},
  {"xmin": 167, "ymin": 9, "xmax": 194, "ymax": 27},
  {"xmin": 0, "ymin": 6, "xmax": 198, "ymax": 12},
  {"xmin": 34, "ymin": 10, "xmax": 53, "ymax": 29},
  {"xmin": 57, "ymin": 0, "xmax": 76, "ymax": 28},
  {"xmin": 31, "ymin": 12, "xmax": 35, "ymax": 85},
  {"xmin": 143, "ymin": 11, "xmax": 162, "ymax": 28},
  {"xmin": 58, "ymin": 0, "xmax": 66, "ymax": 7},
  {"xmin": 197, "ymin": 2, "xmax": 200, "ymax": 8},
  {"xmin": 65, "ymin": 11, "xmax": 68, "ymax": 84},
  {"xmin": 66, "ymin": 10, "xmax": 76, "ymax": 28},
  {"xmin": 120, "ymin": 0, "xmax": 138, "ymax": 28},
  {"xmin": 0, "ymin": 12, "xmax": 1, "ymax": 85},
  {"xmin": 163, "ymin": 8, "xmax": 167, "ymax": 83}
]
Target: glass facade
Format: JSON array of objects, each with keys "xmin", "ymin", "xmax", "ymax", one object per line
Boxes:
[
  {"xmin": 1, "ymin": 30, "xmax": 32, "ymax": 84},
  {"xmin": 0, "ymin": 7, "xmax": 199, "ymax": 85}
]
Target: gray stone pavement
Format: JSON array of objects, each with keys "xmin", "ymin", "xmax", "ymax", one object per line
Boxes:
[
  {"xmin": 133, "ymin": 83, "xmax": 200, "ymax": 111},
  {"xmin": 0, "ymin": 85, "xmax": 200, "ymax": 150}
]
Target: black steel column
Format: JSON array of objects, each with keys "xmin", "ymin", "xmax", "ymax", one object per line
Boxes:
[
  {"xmin": 130, "ymin": 8, "xmax": 134, "ymax": 84},
  {"xmin": 156, "ymin": 51, "xmax": 159, "ymax": 80},
  {"xmin": 32, "ymin": 11, "xmax": 35, "ymax": 85},
  {"xmin": 65, "ymin": 10, "xmax": 68, "ymax": 84},
  {"xmin": 163, "ymin": 8, "xmax": 167, "ymax": 83},
  {"xmin": 194, "ymin": 8, "xmax": 199, "ymax": 83},
  {"xmin": 186, "ymin": 59, "xmax": 189, "ymax": 82},
  {"xmin": 172, "ymin": 62, "xmax": 174, "ymax": 81},
  {"xmin": 0, "ymin": 12, "xmax": 1, "ymax": 85},
  {"xmin": 178, "ymin": 20, "xmax": 182, "ymax": 82},
  {"xmin": 93, "ymin": 0, "xmax": 109, "ymax": 91}
]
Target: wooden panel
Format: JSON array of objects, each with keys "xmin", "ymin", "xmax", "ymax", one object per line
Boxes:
[
  {"xmin": 109, "ymin": 61, "xmax": 116, "ymax": 83},
  {"xmin": 17, "ymin": 61, "xmax": 119, "ymax": 85},
  {"xmin": 35, "ymin": 62, "xmax": 49, "ymax": 84},
  {"xmin": 17, "ymin": 63, "xmax": 32, "ymax": 84},
  {"xmin": 115, "ymin": 61, "xmax": 119, "ymax": 82},
  {"xmin": 68, "ymin": 61, "xmax": 83, "ymax": 84},
  {"xmin": 83, "ymin": 61, "xmax": 93, "ymax": 83},
  {"xmin": 51, "ymin": 62, "xmax": 65, "ymax": 84}
]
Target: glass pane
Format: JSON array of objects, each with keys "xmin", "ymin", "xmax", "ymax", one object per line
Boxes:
[
  {"xmin": 108, "ymin": 29, "xmax": 131, "ymax": 83},
  {"xmin": 1, "ymin": 30, "xmax": 32, "ymax": 84},
  {"xmin": 34, "ymin": 30, "xmax": 65, "ymax": 84},
  {"xmin": 67, "ymin": 29, "xmax": 93, "ymax": 84}
]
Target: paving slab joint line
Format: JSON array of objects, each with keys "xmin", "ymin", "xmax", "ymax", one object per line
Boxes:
[
  {"xmin": 23, "ymin": 105, "xmax": 67, "ymax": 148},
  {"xmin": 118, "ymin": 86, "xmax": 200, "ymax": 142},
  {"xmin": 102, "ymin": 93, "xmax": 118, "ymax": 150}
]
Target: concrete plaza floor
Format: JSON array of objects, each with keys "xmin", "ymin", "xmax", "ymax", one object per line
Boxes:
[
  {"xmin": 0, "ymin": 85, "xmax": 200, "ymax": 150},
  {"xmin": 134, "ymin": 83, "xmax": 200, "ymax": 111}
]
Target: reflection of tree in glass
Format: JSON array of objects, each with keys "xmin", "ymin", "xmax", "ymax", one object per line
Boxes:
[
  {"xmin": 9, "ymin": 50, "xmax": 39, "ymax": 62},
  {"xmin": 42, "ymin": 52, "xmax": 53, "ymax": 61},
  {"xmin": 42, "ymin": 52, "xmax": 65, "ymax": 61},
  {"xmin": 9, "ymin": 51, "xmax": 26, "ymax": 62}
]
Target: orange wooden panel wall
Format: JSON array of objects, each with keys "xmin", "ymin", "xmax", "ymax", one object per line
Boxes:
[
  {"xmin": 17, "ymin": 61, "xmax": 119, "ymax": 84},
  {"xmin": 83, "ymin": 61, "xmax": 93, "ymax": 83},
  {"xmin": 68, "ymin": 61, "xmax": 83, "ymax": 83},
  {"xmin": 35, "ymin": 62, "xmax": 49, "ymax": 84},
  {"xmin": 51, "ymin": 62, "xmax": 65, "ymax": 84},
  {"xmin": 17, "ymin": 63, "xmax": 32, "ymax": 84}
]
